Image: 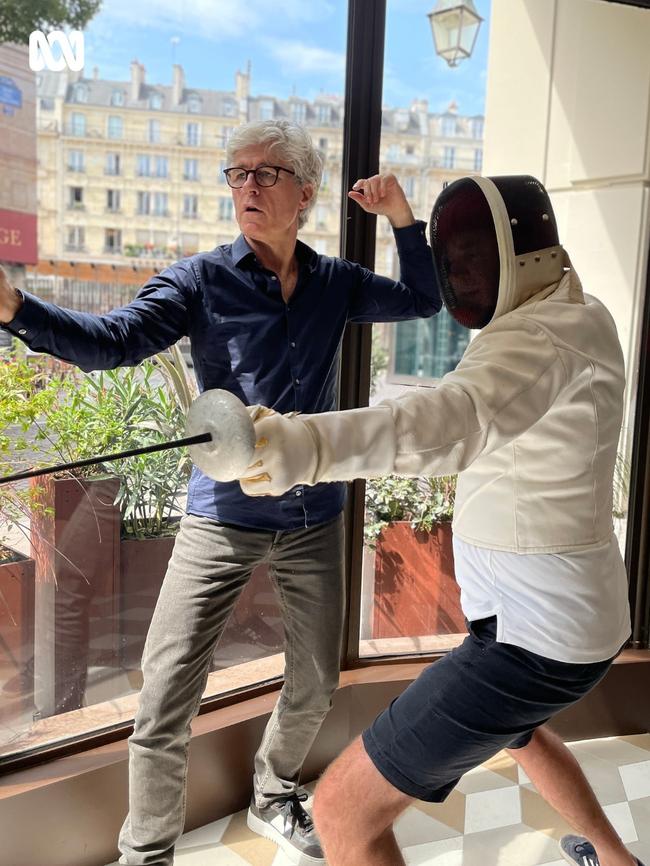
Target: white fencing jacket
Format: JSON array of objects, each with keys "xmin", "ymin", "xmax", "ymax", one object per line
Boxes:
[
  {"xmin": 298, "ymin": 261, "xmax": 625, "ymax": 553},
  {"xmin": 243, "ymin": 192, "xmax": 631, "ymax": 659}
]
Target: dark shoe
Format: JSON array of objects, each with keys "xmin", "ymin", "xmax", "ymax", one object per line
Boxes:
[
  {"xmin": 560, "ymin": 835, "xmax": 600, "ymax": 866},
  {"xmin": 559, "ymin": 835, "xmax": 646, "ymax": 866},
  {"xmin": 247, "ymin": 792, "xmax": 325, "ymax": 864}
]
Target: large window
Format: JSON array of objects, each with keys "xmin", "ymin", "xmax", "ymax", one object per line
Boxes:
[
  {"xmin": 218, "ymin": 197, "xmax": 234, "ymax": 222},
  {"xmin": 184, "ymin": 158, "xmax": 199, "ymax": 181},
  {"xmin": 107, "ymin": 189, "xmax": 121, "ymax": 212},
  {"xmin": 183, "ymin": 194, "xmax": 198, "ymax": 219},
  {"xmin": 1, "ymin": 0, "xmax": 648, "ymax": 773},
  {"xmin": 154, "ymin": 155, "xmax": 168, "ymax": 178},
  {"xmin": 360, "ymin": 0, "xmax": 490, "ymax": 659},
  {"xmin": 136, "ymin": 191, "xmax": 150, "ymax": 215},
  {"xmin": 0, "ymin": 1, "xmax": 346, "ymax": 766},
  {"xmin": 107, "ymin": 115, "xmax": 123, "ymax": 140},
  {"xmin": 152, "ymin": 191, "xmax": 168, "ymax": 216},
  {"xmin": 66, "ymin": 226, "xmax": 85, "ymax": 251},
  {"xmin": 67, "ymin": 149, "xmax": 85, "ymax": 172},
  {"xmin": 105, "ymin": 152, "xmax": 121, "ymax": 176},
  {"xmin": 391, "ymin": 312, "xmax": 469, "ymax": 382},
  {"xmin": 185, "ymin": 122, "xmax": 201, "ymax": 146},
  {"xmin": 69, "ymin": 111, "xmax": 86, "ymax": 136}
]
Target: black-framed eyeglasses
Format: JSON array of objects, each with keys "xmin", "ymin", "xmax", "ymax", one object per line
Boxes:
[{"xmin": 223, "ymin": 164, "xmax": 296, "ymax": 189}]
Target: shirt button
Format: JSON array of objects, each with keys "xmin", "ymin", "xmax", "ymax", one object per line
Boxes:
[
  {"xmin": 295, "ymin": 489, "xmax": 302, "ymax": 497},
  {"xmin": 290, "ymin": 341, "xmax": 296, "ymax": 348},
  {"xmin": 271, "ymin": 275, "xmax": 277, "ymax": 281},
  {"xmin": 18, "ymin": 329, "xmax": 27, "ymax": 335},
  {"xmin": 294, "ymin": 378, "xmax": 300, "ymax": 385}
]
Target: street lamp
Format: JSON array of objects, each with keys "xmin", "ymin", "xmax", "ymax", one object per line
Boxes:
[{"xmin": 428, "ymin": 0, "xmax": 483, "ymax": 68}]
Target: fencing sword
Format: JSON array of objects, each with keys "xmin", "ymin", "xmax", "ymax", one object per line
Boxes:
[{"xmin": 0, "ymin": 389, "xmax": 257, "ymax": 486}]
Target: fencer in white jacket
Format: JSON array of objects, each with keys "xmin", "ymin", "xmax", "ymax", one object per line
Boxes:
[
  {"xmin": 240, "ymin": 175, "xmax": 638, "ymax": 866},
  {"xmin": 242, "ymin": 174, "xmax": 630, "ymax": 665}
]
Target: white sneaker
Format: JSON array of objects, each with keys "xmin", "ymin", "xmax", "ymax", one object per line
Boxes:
[{"xmin": 247, "ymin": 792, "xmax": 325, "ymax": 864}]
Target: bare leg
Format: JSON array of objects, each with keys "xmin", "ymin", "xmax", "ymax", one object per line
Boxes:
[
  {"xmin": 313, "ymin": 736, "xmax": 413, "ymax": 866},
  {"xmin": 507, "ymin": 726, "xmax": 636, "ymax": 866}
]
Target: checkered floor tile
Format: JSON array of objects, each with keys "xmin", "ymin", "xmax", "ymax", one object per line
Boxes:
[{"xmin": 106, "ymin": 733, "xmax": 650, "ymax": 865}]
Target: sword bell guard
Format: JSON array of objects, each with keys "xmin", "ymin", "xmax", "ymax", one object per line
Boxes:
[{"xmin": 185, "ymin": 389, "xmax": 256, "ymax": 482}]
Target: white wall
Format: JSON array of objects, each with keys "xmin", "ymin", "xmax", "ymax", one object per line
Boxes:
[{"xmin": 483, "ymin": 0, "xmax": 650, "ymax": 442}]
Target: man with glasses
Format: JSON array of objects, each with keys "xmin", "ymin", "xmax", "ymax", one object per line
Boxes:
[{"xmin": 0, "ymin": 119, "xmax": 441, "ymax": 865}]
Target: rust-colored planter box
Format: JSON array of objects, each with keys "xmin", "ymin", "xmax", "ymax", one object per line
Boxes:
[
  {"xmin": 372, "ymin": 521, "xmax": 465, "ymax": 639},
  {"xmin": 0, "ymin": 550, "xmax": 36, "ymax": 704},
  {"xmin": 119, "ymin": 533, "xmax": 284, "ymax": 672},
  {"xmin": 118, "ymin": 535, "xmax": 176, "ymax": 670},
  {"xmin": 29, "ymin": 475, "xmax": 121, "ymax": 716}
]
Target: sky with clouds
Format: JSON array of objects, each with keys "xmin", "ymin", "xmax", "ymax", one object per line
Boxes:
[{"xmin": 82, "ymin": 0, "xmax": 490, "ymax": 115}]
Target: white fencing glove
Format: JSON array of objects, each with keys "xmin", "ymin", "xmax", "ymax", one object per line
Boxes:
[
  {"xmin": 240, "ymin": 411, "xmax": 318, "ymax": 496},
  {"xmin": 240, "ymin": 404, "xmax": 397, "ymax": 497}
]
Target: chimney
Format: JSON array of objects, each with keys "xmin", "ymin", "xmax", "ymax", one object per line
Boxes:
[
  {"xmin": 236, "ymin": 61, "xmax": 251, "ymax": 120},
  {"xmin": 172, "ymin": 63, "xmax": 185, "ymax": 107},
  {"xmin": 235, "ymin": 63, "xmax": 250, "ymax": 101},
  {"xmin": 92, "ymin": 66, "xmax": 99, "ymax": 80},
  {"xmin": 130, "ymin": 60, "xmax": 145, "ymax": 101}
]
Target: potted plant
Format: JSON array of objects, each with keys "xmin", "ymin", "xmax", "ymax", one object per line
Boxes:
[
  {"xmin": 28, "ymin": 348, "xmax": 195, "ymax": 678},
  {"xmin": 363, "ymin": 474, "xmax": 465, "ymax": 639},
  {"xmin": 0, "ymin": 348, "xmax": 191, "ymax": 712},
  {"xmin": 0, "ymin": 352, "xmax": 61, "ymax": 705},
  {"xmin": 15, "ymin": 361, "xmax": 123, "ymax": 715},
  {"xmin": 107, "ymin": 349, "xmax": 195, "ymax": 668},
  {"xmin": 2, "ymin": 345, "xmax": 282, "ymax": 704}
]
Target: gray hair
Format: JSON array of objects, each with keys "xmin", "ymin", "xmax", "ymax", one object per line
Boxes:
[{"xmin": 226, "ymin": 120, "xmax": 323, "ymax": 229}]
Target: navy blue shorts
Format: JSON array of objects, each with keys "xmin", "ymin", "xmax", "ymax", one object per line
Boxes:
[{"xmin": 362, "ymin": 617, "xmax": 616, "ymax": 802}]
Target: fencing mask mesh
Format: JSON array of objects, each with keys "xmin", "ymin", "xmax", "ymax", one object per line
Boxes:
[{"xmin": 430, "ymin": 178, "xmax": 500, "ymax": 329}]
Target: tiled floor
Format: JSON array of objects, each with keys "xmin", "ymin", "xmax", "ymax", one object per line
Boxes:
[{"xmin": 107, "ymin": 733, "xmax": 650, "ymax": 865}]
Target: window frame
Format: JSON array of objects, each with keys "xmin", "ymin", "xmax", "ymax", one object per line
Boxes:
[
  {"xmin": 6, "ymin": 0, "xmax": 650, "ymax": 778},
  {"xmin": 107, "ymin": 114, "xmax": 123, "ymax": 140}
]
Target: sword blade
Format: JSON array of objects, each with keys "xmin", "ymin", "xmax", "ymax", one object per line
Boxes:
[{"xmin": 0, "ymin": 432, "xmax": 212, "ymax": 486}]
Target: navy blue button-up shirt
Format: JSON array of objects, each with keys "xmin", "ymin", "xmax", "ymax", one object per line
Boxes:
[{"xmin": 6, "ymin": 222, "xmax": 440, "ymax": 530}]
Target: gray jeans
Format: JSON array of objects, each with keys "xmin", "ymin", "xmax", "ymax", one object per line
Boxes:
[{"xmin": 118, "ymin": 513, "xmax": 345, "ymax": 865}]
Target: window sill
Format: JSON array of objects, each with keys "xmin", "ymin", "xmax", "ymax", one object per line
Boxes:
[
  {"xmin": 2, "ymin": 647, "xmax": 647, "ymax": 800},
  {"xmin": 1, "ymin": 649, "xmax": 648, "ymax": 866},
  {"xmin": 0, "ymin": 654, "xmax": 285, "ymax": 765}
]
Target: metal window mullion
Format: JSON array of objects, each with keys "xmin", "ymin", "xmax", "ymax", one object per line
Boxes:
[
  {"xmin": 338, "ymin": 0, "xmax": 387, "ymax": 670},
  {"xmin": 625, "ymin": 233, "xmax": 650, "ymax": 649}
]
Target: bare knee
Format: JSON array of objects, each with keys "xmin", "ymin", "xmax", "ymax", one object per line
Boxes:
[{"xmin": 313, "ymin": 736, "xmax": 411, "ymax": 847}]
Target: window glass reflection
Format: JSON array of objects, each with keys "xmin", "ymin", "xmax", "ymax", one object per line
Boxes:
[{"xmin": 0, "ymin": 0, "xmax": 346, "ymax": 760}]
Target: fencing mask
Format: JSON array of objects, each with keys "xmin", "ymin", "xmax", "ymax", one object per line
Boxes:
[{"xmin": 430, "ymin": 175, "xmax": 562, "ymax": 329}]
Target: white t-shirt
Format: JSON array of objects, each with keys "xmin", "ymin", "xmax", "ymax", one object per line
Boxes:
[{"xmin": 453, "ymin": 534, "xmax": 631, "ymax": 664}]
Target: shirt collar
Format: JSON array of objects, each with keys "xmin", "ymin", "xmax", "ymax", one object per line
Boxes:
[
  {"xmin": 232, "ymin": 234, "xmax": 319, "ymax": 273},
  {"xmin": 295, "ymin": 238, "xmax": 318, "ymax": 273},
  {"xmin": 232, "ymin": 234, "xmax": 255, "ymax": 267}
]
